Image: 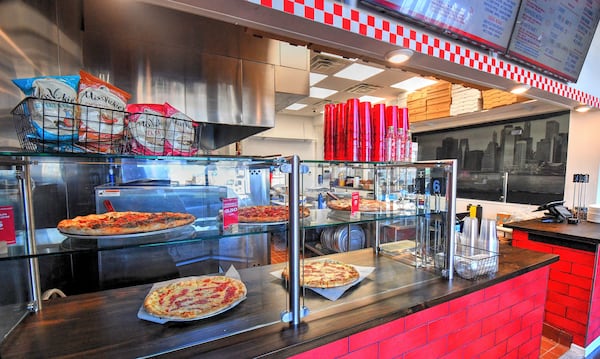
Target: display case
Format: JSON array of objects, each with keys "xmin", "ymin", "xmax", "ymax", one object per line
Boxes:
[{"xmin": 0, "ymin": 151, "xmax": 457, "ymax": 354}]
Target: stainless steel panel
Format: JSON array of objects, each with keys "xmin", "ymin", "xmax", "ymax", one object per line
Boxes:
[{"xmin": 242, "ymin": 60, "xmax": 275, "ymax": 127}]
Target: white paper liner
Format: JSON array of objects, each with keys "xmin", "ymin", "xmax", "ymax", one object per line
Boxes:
[
  {"xmin": 271, "ymin": 264, "xmax": 374, "ymax": 301},
  {"xmin": 137, "ymin": 266, "xmax": 244, "ymax": 324}
]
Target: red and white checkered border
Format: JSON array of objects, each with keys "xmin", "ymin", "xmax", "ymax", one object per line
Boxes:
[{"xmin": 247, "ymin": 0, "xmax": 600, "ymax": 109}]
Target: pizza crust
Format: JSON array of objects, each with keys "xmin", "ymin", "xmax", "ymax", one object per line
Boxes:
[
  {"xmin": 143, "ymin": 276, "xmax": 247, "ymax": 320},
  {"xmin": 237, "ymin": 205, "xmax": 310, "ymax": 223},
  {"xmin": 281, "ymin": 259, "xmax": 360, "ymax": 288},
  {"xmin": 327, "ymin": 199, "xmax": 388, "ymax": 212}
]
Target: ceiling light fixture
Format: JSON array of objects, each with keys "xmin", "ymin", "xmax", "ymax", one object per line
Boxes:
[
  {"xmin": 391, "ymin": 77, "xmax": 437, "ymax": 92},
  {"xmin": 385, "ymin": 48, "xmax": 414, "ymax": 64},
  {"xmin": 333, "ymin": 63, "xmax": 384, "ymax": 81},
  {"xmin": 285, "ymin": 103, "xmax": 308, "ymax": 111},
  {"xmin": 309, "ymin": 86, "xmax": 338, "ymax": 99},
  {"xmin": 309, "ymin": 73, "xmax": 327, "ymax": 86},
  {"xmin": 575, "ymin": 104, "xmax": 592, "ymax": 113},
  {"xmin": 510, "ymin": 84, "xmax": 531, "ymax": 95}
]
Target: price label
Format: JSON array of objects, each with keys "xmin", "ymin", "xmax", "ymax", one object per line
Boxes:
[
  {"xmin": 222, "ymin": 198, "xmax": 239, "ymax": 230},
  {"xmin": 0, "ymin": 206, "xmax": 16, "ymax": 245},
  {"xmin": 351, "ymin": 192, "xmax": 360, "ymax": 215}
]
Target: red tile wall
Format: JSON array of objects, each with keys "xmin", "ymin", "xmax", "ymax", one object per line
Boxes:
[
  {"xmin": 512, "ymin": 229, "xmax": 599, "ymax": 346},
  {"xmin": 290, "ymin": 266, "xmax": 549, "ymax": 359}
]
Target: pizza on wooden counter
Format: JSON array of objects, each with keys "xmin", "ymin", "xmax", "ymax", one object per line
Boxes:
[
  {"xmin": 143, "ymin": 276, "xmax": 247, "ymax": 320},
  {"xmin": 281, "ymin": 259, "xmax": 360, "ymax": 288},
  {"xmin": 57, "ymin": 211, "xmax": 195, "ymax": 236},
  {"xmin": 237, "ymin": 205, "xmax": 310, "ymax": 223}
]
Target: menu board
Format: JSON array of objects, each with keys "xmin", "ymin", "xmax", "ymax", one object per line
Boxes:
[
  {"xmin": 360, "ymin": 0, "xmax": 521, "ymax": 51},
  {"xmin": 506, "ymin": 0, "xmax": 600, "ymax": 82}
]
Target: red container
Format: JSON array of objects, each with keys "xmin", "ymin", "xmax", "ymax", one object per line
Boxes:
[
  {"xmin": 346, "ymin": 98, "xmax": 360, "ymax": 161},
  {"xmin": 358, "ymin": 102, "xmax": 372, "ymax": 162},
  {"xmin": 371, "ymin": 103, "xmax": 386, "ymax": 162},
  {"xmin": 335, "ymin": 103, "xmax": 347, "ymax": 161},
  {"xmin": 385, "ymin": 105, "xmax": 399, "ymax": 134},
  {"xmin": 323, "ymin": 104, "xmax": 335, "ymax": 161}
]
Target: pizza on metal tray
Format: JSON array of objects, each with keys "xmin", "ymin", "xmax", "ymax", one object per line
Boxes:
[
  {"xmin": 57, "ymin": 211, "xmax": 195, "ymax": 236},
  {"xmin": 237, "ymin": 205, "xmax": 310, "ymax": 223},
  {"xmin": 327, "ymin": 198, "xmax": 387, "ymax": 212},
  {"xmin": 281, "ymin": 259, "xmax": 360, "ymax": 288},
  {"xmin": 143, "ymin": 276, "xmax": 247, "ymax": 320}
]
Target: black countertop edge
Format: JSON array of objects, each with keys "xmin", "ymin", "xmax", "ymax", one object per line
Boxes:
[
  {"xmin": 505, "ymin": 218, "xmax": 600, "ymax": 251},
  {"xmin": 166, "ymin": 245, "xmax": 559, "ymax": 358}
]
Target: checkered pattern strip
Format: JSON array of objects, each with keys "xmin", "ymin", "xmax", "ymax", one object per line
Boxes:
[{"xmin": 247, "ymin": 0, "xmax": 599, "ymax": 108}]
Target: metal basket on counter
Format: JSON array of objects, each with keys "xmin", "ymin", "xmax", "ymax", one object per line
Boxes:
[
  {"xmin": 454, "ymin": 244, "xmax": 499, "ymax": 280},
  {"xmin": 11, "ymin": 97, "xmax": 201, "ymax": 156}
]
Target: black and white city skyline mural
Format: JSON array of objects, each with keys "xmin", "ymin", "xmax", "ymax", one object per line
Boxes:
[{"xmin": 415, "ymin": 111, "xmax": 570, "ymax": 205}]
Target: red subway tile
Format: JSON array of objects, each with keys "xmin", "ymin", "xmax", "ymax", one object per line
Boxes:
[
  {"xmin": 479, "ymin": 341, "xmax": 507, "ymax": 359},
  {"xmin": 569, "ymin": 285, "xmax": 592, "ymax": 301},
  {"xmin": 405, "ymin": 303, "xmax": 449, "ymax": 330},
  {"xmin": 379, "ymin": 324, "xmax": 427, "ymax": 359},
  {"xmin": 517, "ymin": 336, "xmax": 541, "ymax": 358},
  {"xmin": 546, "ymin": 312, "xmax": 587, "ymax": 338},
  {"xmin": 429, "ymin": 310, "xmax": 467, "ymax": 341},
  {"xmin": 502, "ymin": 348, "xmax": 520, "ymax": 359},
  {"xmin": 447, "ymin": 322, "xmax": 482, "ymax": 352},
  {"xmin": 405, "ymin": 338, "xmax": 448, "ymax": 359},
  {"xmin": 510, "ymin": 298, "xmax": 535, "ymax": 321},
  {"xmin": 550, "ymin": 259, "xmax": 572, "ymax": 273},
  {"xmin": 291, "ymin": 338, "xmax": 348, "ymax": 359},
  {"xmin": 511, "ymin": 230, "xmax": 528, "ymax": 241},
  {"xmin": 339, "ymin": 343, "xmax": 378, "ymax": 359},
  {"xmin": 572, "ymin": 262, "xmax": 594, "ymax": 278},
  {"xmin": 467, "ymin": 296, "xmax": 500, "ymax": 322},
  {"xmin": 548, "ymin": 279, "xmax": 569, "ymax": 294},
  {"xmin": 566, "ymin": 307, "xmax": 590, "ymax": 325},
  {"xmin": 495, "ymin": 319, "xmax": 522, "ymax": 344},
  {"xmin": 449, "ymin": 290, "xmax": 485, "ymax": 312},
  {"xmin": 553, "ymin": 247, "xmax": 594, "ymax": 266},
  {"xmin": 462, "ymin": 332, "xmax": 496, "ymax": 358},
  {"xmin": 484, "ymin": 280, "xmax": 513, "ymax": 300},
  {"xmin": 522, "ymin": 306, "xmax": 545, "ymax": 330},
  {"xmin": 551, "ymin": 271, "xmax": 592, "ymax": 290},
  {"xmin": 349, "ymin": 317, "xmax": 404, "ymax": 351},
  {"xmin": 506, "ymin": 327, "xmax": 532, "ymax": 352},
  {"xmin": 482, "ymin": 308, "xmax": 512, "ymax": 335}
]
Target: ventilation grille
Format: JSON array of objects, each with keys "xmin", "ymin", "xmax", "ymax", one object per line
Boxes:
[
  {"xmin": 310, "ymin": 54, "xmax": 348, "ymax": 74},
  {"xmin": 344, "ymin": 83, "xmax": 382, "ymax": 94}
]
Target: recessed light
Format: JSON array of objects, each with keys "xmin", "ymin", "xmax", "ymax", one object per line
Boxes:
[
  {"xmin": 510, "ymin": 84, "xmax": 531, "ymax": 94},
  {"xmin": 285, "ymin": 103, "xmax": 308, "ymax": 111},
  {"xmin": 358, "ymin": 95, "xmax": 385, "ymax": 104},
  {"xmin": 310, "ymin": 73, "xmax": 327, "ymax": 86},
  {"xmin": 309, "ymin": 87, "xmax": 338, "ymax": 99},
  {"xmin": 575, "ymin": 104, "xmax": 591, "ymax": 113},
  {"xmin": 391, "ymin": 77, "xmax": 437, "ymax": 92},
  {"xmin": 385, "ymin": 48, "xmax": 414, "ymax": 64},
  {"xmin": 333, "ymin": 63, "xmax": 384, "ymax": 81}
]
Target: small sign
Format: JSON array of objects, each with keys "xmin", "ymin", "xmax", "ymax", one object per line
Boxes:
[
  {"xmin": 222, "ymin": 198, "xmax": 239, "ymax": 230},
  {"xmin": 351, "ymin": 192, "xmax": 360, "ymax": 215},
  {"xmin": 0, "ymin": 206, "xmax": 16, "ymax": 245}
]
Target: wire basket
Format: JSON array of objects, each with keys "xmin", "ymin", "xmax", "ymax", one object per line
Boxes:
[
  {"xmin": 454, "ymin": 244, "xmax": 499, "ymax": 280},
  {"xmin": 11, "ymin": 97, "xmax": 201, "ymax": 156},
  {"xmin": 12, "ymin": 97, "xmax": 127, "ymax": 154}
]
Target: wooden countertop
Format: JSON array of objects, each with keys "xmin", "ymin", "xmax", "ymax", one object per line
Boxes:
[
  {"xmin": 505, "ymin": 218, "xmax": 600, "ymax": 251},
  {"xmin": 0, "ymin": 246, "xmax": 557, "ymax": 359}
]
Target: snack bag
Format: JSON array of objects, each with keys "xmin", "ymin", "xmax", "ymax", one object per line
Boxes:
[
  {"xmin": 77, "ymin": 70, "xmax": 131, "ymax": 148},
  {"xmin": 12, "ymin": 75, "xmax": 80, "ymax": 142},
  {"xmin": 163, "ymin": 102, "xmax": 198, "ymax": 156},
  {"xmin": 126, "ymin": 103, "xmax": 167, "ymax": 156}
]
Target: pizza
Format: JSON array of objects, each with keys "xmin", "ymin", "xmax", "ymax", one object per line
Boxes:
[
  {"xmin": 281, "ymin": 259, "xmax": 360, "ymax": 288},
  {"xmin": 237, "ymin": 205, "xmax": 310, "ymax": 223},
  {"xmin": 57, "ymin": 211, "xmax": 195, "ymax": 236},
  {"xmin": 327, "ymin": 198, "xmax": 388, "ymax": 212},
  {"xmin": 143, "ymin": 276, "xmax": 247, "ymax": 320}
]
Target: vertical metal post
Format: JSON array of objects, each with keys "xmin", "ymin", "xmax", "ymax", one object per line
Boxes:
[
  {"xmin": 287, "ymin": 155, "xmax": 301, "ymax": 326},
  {"xmin": 445, "ymin": 160, "xmax": 457, "ymax": 280},
  {"xmin": 18, "ymin": 161, "xmax": 42, "ymax": 311}
]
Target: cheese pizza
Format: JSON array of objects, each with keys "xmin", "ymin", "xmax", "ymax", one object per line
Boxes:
[
  {"xmin": 281, "ymin": 259, "xmax": 360, "ymax": 288},
  {"xmin": 237, "ymin": 205, "xmax": 310, "ymax": 223}
]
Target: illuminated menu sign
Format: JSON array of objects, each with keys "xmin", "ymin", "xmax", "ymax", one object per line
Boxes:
[
  {"xmin": 507, "ymin": 0, "xmax": 600, "ymax": 82},
  {"xmin": 361, "ymin": 0, "xmax": 521, "ymax": 51}
]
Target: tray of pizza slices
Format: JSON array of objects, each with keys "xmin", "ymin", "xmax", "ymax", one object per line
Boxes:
[
  {"xmin": 326, "ymin": 199, "xmax": 414, "ymax": 215},
  {"xmin": 232, "ymin": 205, "xmax": 311, "ymax": 226},
  {"xmin": 271, "ymin": 258, "xmax": 375, "ymax": 301},
  {"xmin": 56, "ymin": 211, "xmax": 196, "ymax": 241},
  {"xmin": 138, "ymin": 266, "xmax": 246, "ymax": 324}
]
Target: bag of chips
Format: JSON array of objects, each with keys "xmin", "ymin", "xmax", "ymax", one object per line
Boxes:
[
  {"xmin": 77, "ymin": 70, "xmax": 130, "ymax": 151},
  {"xmin": 12, "ymin": 75, "xmax": 80, "ymax": 142},
  {"xmin": 163, "ymin": 102, "xmax": 199, "ymax": 156},
  {"xmin": 126, "ymin": 103, "xmax": 167, "ymax": 156}
]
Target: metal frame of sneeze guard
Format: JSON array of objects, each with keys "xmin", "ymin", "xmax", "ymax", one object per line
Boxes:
[{"xmin": 279, "ymin": 155, "xmax": 309, "ymax": 325}]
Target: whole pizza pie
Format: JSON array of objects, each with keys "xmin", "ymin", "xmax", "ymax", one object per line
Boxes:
[
  {"xmin": 238, "ymin": 205, "xmax": 310, "ymax": 223},
  {"xmin": 143, "ymin": 276, "xmax": 247, "ymax": 320},
  {"xmin": 57, "ymin": 211, "xmax": 195, "ymax": 236},
  {"xmin": 281, "ymin": 259, "xmax": 360, "ymax": 288},
  {"xmin": 327, "ymin": 199, "xmax": 388, "ymax": 212}
]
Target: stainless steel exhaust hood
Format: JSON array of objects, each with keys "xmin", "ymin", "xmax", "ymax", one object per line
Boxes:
[{"xmin": 80, "ymin": 0, "xmax": 308, "ymax": 150}]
